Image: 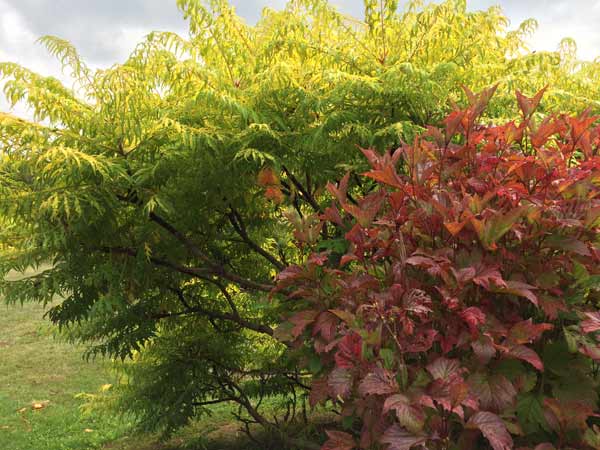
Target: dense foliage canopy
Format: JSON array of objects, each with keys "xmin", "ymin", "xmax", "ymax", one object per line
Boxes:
[{"xmin": 1, "ymin": 0, "xmax": 599, "ymax": 447}]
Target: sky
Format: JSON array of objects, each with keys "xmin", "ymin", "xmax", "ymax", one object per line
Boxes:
[{"xmin": 1, "ymin": 0, "xmax": 600, "ymax": 118}]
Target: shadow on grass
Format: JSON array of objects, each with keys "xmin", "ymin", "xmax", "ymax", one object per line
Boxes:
[{"xmin": 102, "ymin": 411, "xmax": 335, "ymax": 450}]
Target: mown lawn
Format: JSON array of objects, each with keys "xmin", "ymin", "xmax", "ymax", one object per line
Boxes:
[
  {"xmin": 0, "ymin": 300, "xmax": 134, "ymax": 450},
  {"xmin": 0, "ymin": 297, "xmax": 322, "ymax": 450}
]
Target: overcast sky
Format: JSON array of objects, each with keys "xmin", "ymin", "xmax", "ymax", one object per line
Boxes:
[{"xmin": 1, "ymin": 0, "xmax": 599, "ymax": 117}]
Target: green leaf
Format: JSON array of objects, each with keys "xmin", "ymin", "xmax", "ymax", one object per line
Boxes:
[{"xmin": 516, "ymin": 394, "xmax": 550, "ymax": 434}]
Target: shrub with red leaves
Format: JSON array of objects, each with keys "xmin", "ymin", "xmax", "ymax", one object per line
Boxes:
[{"xmin": 274, "ymin": 87, "xmax": 600, "ymax": 450}]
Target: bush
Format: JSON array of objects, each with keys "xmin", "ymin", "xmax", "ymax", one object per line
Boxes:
[{"xmin": 275, "ymin": 87, "xmax": 600, "ymax": 449}]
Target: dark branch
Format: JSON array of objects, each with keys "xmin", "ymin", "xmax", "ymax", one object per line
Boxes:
[
  {"xmin": 156, "ymin": 287, "xmax": 274, "ymax": 336},
  {"xmin": 99, "ymin": 245, "xmax": 273, "ymax": 292},
  {"xmin": 282, "ymin": 165, "xmax": 322, "ymax": 213},
  {"xmin": 113, "ymin": 195, "xmax": 273, "ymax": 292},
  {"xmin": 226, "ymin": 207, "xmax": 285, "ymax": 270},
  {"xmin": 192, "ymin": 398, "xmax": 235, "ymax": 407},
  {"xmin": 148, "ymin": 211, "xmax": 211, "ymax": 263}
]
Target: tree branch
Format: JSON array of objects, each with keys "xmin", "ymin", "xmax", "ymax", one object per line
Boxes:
[
  {"xmin": 99, "ymin": 245, "xmax": 273, "ymax": 292},
  {"xmin": 282, "ymin": 165, "xmax": 322, "ymax": 213},
  {"xmin": 192, "ymin": 398, "xmax": 235, "ymax": 407},
  {"xmin": 226, "ymin": 207, "xmax": 285, "ymax": 270},
  {"xmin": 152, "ymin": 303, "xmax": 274, "ymax": 337}
]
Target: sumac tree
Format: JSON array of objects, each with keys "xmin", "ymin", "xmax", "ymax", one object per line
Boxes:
[{"xmin": 276, "ymin": 88, "xmax": 600, "ymax": 449}]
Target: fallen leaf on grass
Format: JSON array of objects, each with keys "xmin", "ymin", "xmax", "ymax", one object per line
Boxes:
[
  {"xmin": 84, "ymin": 428, "xmax": 94, "ymax": 433},
  {"xmin": 31, "ymin": 400, "xmax": 50, "ymax": 410}
]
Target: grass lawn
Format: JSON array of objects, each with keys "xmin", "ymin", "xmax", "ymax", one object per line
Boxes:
[
  {"xmin": 0, "ymin": 297, "xmax": 325, "ymax": 450},
  {"xmin": 0, "ymin": 300, "xmax": 134, "ymax": 450}
]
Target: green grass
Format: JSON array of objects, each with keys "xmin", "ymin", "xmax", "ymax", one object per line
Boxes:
[
  {"xmin": 0, "ymin": 268, "xmax": 329, "ymax": 449},
  {"xmin": 0, "ymin": 301, "xmax": 134, "ymax": 450}
]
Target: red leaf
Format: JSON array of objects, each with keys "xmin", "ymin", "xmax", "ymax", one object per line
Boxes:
[
  {"xmin": 516, "ymin": 87, "xmax": 547, "ymax": 118},
  {"xmin": 343, "ymin": 190, "xmax": 386, "ymax": 227},
  {"xmin": 426, "ymin": 357, "xmax": 462, "ymax": 380},
  {"xmin": 466, "ymin": 411, "xmax": 513, "ymax": 450},
  {"xmin": 335, "ymin": 333, "xmax": 363, "ymax": 368},
  {"xmin": 581, "ymin": 312, "xmax": 600, "ymax": 334},
  {"xmin": 322, "ymin": 430, "xmax": 356, "ymax": 450},
  {"xmin": 471, "ymin": 334, "xmax": 497, "ymax": 365},
  {"xmin": 383, "ymin": 394, "xmax": 426, "ymax": 433},
  {"xmin": 329, "ymin": 309, "xmax": 356, "ymax": 325},
  {"xmin": 497, "ymin": 280, "xmax": 538, "ymax": 306},
  {"xmin": 322, "ymin": 204, "xmax": 344, "ymax": 226},
  {"xmin": 580, "ymin": 343, "xmax": 600, "ymax": 360},
  {"xmin": 328, "ymin": 368, "xmax": 353, "ymax": 398},
  {"xmin": 358, "ymin": 367, "xmax": 398, "ymax": 396},
  {"xmin": 313, "ymin": 311, "xmax": 339, "ymax": 342},
  {"xmin": 327, "ymin": 173, "xmax": 350, "ymax": 205},
  {"xmin": 468, "ymin": 373, "xmax": 517, "ymax": 412},
  {"xmin": 530, "ymin": 116, "xmax": 564, "ymax": 148},
  {"xmin": 363, "ymin": 164, "xmax": 404, "ymax": 189},
  {"xmin": 507, "ymin": 319, "xmax": 553, "ymax": 344},
  {"xmin": 309, "ymin": 376, "xmax": 330, "ymax": 407},
  {"xmin": 460, "ymin": 307, "xmax": 486, "ymax": 334},
  {"xmin": 264, "ymin": 186, "xmax": 284, "ymax": 203},
  {"xmin": 289, "ymin": 310, "xmax": 319, "ymax": 339},
  {"xmin": 339, "ymin": 254, "xmax": 359, "ymax": 266},
  {"xmin": 538, "ymin": 296, "xmax": 567, "ymax": 320},
  {"xmin": 380, "ymin": 424, "xmax": 428, "ymax": 450},
  {"xmin": 473, "ymin": 266, "xmax": 507, "ymax": 290},
  {"xmin": 507, "ymin": 345, "xmax": 544, "ymax": 371}
]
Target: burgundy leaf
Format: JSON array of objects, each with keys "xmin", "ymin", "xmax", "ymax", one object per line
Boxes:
[
  {"xmin": 313, "ymin": 311, "xmax": 339, "ymax": 342},
  {"xmin": 403, "ymin": 288, "xmax": 433, "ymax": 316},
  {"xmin": 358, "ymin": 367, "xmax": 398, "ymax": 396},
  {"xmin": 466, "ymin": 411, "xmax": 513, "ymax": 450},
  {"xmin": 471, "ymin": 334, "xmax": 497, "ymax": 365},
  {"xmin": 335, "ymin": 333, "xmax": 363, "ymax": 368},
  {"xmin": 507, "ymin": 319, "xmax": 553, "ymax": 344},
  {"xmin": 460, "ymin": 307, "xmax": 486, "ymax": 334},
  {"xmin": 426, "ymin": 357, "xmax": 462, "ymax": 380},
  {"xmin": 289, "ymin": 310, "xmax": 319, "ymax": 339},
  {"xmin": 328, "ymin": 368, "xmax": 353, "ymax": 398},
  {"xmin": 468, "ymin": 373, "xmax": 517, "ymax": 412},
  {"xmin": 497, "ymin": 280, "xmax": 538, "ymax": 306},
  {"xmin": 383, "ymin": 394, "xmax": 426, "ymax": 433},
  {"xmin": 508, "ymin": 345, "xmax": 544, "ymax": 371},
  {"xmin": 380, "ymin": 424, "xmax": 428, "ymax": 450},
  {"xmin": 473, "ymin": 266, "xmax": 507, "ymax": 290},
  {"xmin": 309, "ymin": 376, "xmax": 330, "ymax": 407},
  {"xmin": 322, "ymin": 430, "xmax": 356, "ymax": 450},
  {"xmin": 581, "ymin": 312, "xmax": 600, "ymax": 334}
]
